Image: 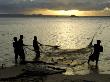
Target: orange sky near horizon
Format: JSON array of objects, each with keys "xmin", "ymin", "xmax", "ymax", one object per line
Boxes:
[{"xmin": 29, "ymin": 8, "xmax": 110, "ymax": 16}]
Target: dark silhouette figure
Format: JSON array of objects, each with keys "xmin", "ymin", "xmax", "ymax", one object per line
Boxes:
[
  {"xmin": 18, "ymin": 35, "xmax": 25, "ymax": 64},
  {"xmin": 88, "ymin": 40, "xmax": 103, "ymax": 66},
  {"xmin": 33, "ymin": 36, "xmax": 41, "ymax": 60},
  {"xmin": 13, "ymin": 37, "xmax": 19, "ymax": 64}
]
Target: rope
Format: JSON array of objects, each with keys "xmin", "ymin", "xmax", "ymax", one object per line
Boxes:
[
  {"xmin": 23, "ymin": 25, "xmax": 105, "ymax": 59},
  {"xmin": 26, "ymin": 43, "xmax": 60, "ymax": 48}
]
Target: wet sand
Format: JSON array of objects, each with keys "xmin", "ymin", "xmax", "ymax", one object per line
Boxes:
[
  {"xmin": 45, "ymin": 73, "xmax": 110, "ymax": 82},
  {"xmin": 0, "ymin": 64, "xmax": 110, "ymax": 82}
]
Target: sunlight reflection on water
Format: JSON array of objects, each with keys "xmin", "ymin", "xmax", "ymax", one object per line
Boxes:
[{"xmin": 0, "ymin": 17, "xmax": 110, "ymax": 75}]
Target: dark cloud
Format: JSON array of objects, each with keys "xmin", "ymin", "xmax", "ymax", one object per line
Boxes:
[{"xmin": 0, "ymin": 0, "xmax": 110, "ymax": 13}]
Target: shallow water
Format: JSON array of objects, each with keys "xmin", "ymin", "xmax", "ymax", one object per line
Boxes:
[{"xmin": 0, "ymin": 17, "xmax": 110, "ymax": 75}]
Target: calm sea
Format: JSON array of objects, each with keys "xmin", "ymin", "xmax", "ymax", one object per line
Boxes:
[{"xmin": 0, "ymin": 17, "xmax": 110, "ymax": 74}]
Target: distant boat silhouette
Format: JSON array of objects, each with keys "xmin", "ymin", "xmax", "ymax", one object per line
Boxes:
[{"xmin": 70, "ymin": 15, "xmax": 77, "ymax": 17}]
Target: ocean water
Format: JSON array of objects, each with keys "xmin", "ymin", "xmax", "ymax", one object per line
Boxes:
[{"xmin": 0, "ymin": 17, "xmax": 110, "ymax": 75}]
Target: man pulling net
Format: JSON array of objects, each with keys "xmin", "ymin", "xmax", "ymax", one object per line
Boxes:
[
  {"xmin": 33, "ymin": 36, "xmax": 41, "ymax": 60},
  {"xmin": 88, "ymin": 40, "xmax": 103, "ymax": 66}
]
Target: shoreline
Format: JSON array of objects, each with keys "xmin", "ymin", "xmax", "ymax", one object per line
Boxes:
[{"xmin": 0, "ymin": 62, "xmax": 110, "ymax": 82}]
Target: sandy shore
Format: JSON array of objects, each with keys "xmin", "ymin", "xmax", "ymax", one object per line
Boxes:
[
  {"xmin": 1, "ymin": 72, "xmax": 110, "ymax": 82},
  {"xmin": 44, "ymin": 73, "xmax": 110, "ymax": 82},
  {"xmin": 0, "ymin": 63, "xmax": 110, "ymax": 82}
]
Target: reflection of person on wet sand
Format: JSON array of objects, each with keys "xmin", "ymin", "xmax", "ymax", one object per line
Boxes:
[{"xmin": 88, "ymin": 40, "xmax": 103, "ymax": 66}]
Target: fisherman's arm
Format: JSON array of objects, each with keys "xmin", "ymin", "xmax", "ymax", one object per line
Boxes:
[
  {"xmin": 37, "ymin": 41, "xmax": 42, "ymax": 46},
  {"xmin": 23, "ymin": 44, "xmax": 28, "ymax": 46},
  {"xmin": 13, "ymin": 42, "xmax": 15, "ymax": 48}
]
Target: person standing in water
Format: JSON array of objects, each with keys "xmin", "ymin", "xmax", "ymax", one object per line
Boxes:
[
  {"xmin": 88, "ymin": 40, "xmax": 103, "ymax": 66},
  {"xmin": 18, "ymin": 35, "xmax": 25, "ymax": 64},
  {"xmin": 33, "ymin": 36, "xmax": 41, "ymax": 60},
  {"xmin": 13, "ymin": 37, "xmax": 19, "ymax": 64}
]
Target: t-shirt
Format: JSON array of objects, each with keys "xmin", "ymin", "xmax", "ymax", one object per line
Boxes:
[{"xmin": 94, "ymin": 44, "xmax": 103, "ymax": 53}]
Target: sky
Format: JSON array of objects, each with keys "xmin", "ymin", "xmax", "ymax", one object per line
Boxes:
[{"xmin": 0, "ymin": 0, "xmax": 110, "ymax": 16}]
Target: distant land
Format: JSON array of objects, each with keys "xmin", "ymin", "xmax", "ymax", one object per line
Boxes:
[
  {"xmin": 0, "ymin": 14, "xmax": 72, "ymax": 17},
  {"xmin": 0, "ymin": 14, "xmax": 109, "ymax": 18}
]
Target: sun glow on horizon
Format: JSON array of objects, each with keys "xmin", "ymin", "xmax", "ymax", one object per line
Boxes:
[
  {"xmin": 29, "ymin": 8, "xmax": 110, "ymax": 16},
  {"xmin": 31, "ymin": 9, "xmax": 80, "ymax": 16},
  {"xmin": 55, "ymin": 10, "xmax": 79, "ymax": 16}
]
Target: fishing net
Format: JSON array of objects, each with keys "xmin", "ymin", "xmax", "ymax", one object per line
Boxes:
[
  {"xmin": 24, "ymin": 44, "xmax": 60, "ymax": 55},
  {"xmin": 23, "ymin": 25, "xmax": 105, "ymax": 66},
  {"xmin": 23, "ymin": 41, "xmax": 93, "ymax": 64}
]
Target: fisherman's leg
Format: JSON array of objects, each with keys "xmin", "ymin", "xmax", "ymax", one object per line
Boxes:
[
  {"xmin": 35, "ymin": 51, "xmax": 38, "ymax": 58},
  {"xmin": 96, "ymin": 55, "xmax": 99, "ymax": 66},
  {"xmin": 20, "ymin": 55, "xmax": 25, "ymax": 64},
  {"xmin": 88, "ymin": 56, "xmax": 91, "ymax": 64},
  {"xmin": 96, "ymin": 60, "xmax": 98, "ymax": 66},
  {"xmin": 18, "ymin": 49, "xmax": 22, "ymax": 60},
  {"xmin": 19, "ymin": 52, "xmax": 22, "ymax": 63},
  {"xmin": 35, "ymin": 50, "xmax": 38, "ymax": 58},
  {"xmin": 15, "ymin": 52, "xmax": 18, "ymax": 64},
  {"xmin": 34, "ymin": 50, "xmax": 40, "ymax": 59},
  {"xmin": 14, "ymin": 50, "xmax": 19, "ymax": 64},
  {"xmin": 22, "ymin": 52, "xmax": 25, "ymax": 63},
  {"xmin": 37, "ymin": 51, "xmax": 40, "ymax": 58},
  {"xmin": 19, "ymin": 50, "xmax": 25, "ymax": 64},
  {"xmin": 88, "ymin": 58, "xmax": 90, "ymax": 64}
]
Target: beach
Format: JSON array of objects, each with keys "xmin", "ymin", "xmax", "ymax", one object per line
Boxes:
[
  {"xmin": 0, "ymin": 63, "xmax": 110, "ymax": 82},
  {"xmin": 0, "ymin": 17, "xmax": 110, "ymax": 81}
]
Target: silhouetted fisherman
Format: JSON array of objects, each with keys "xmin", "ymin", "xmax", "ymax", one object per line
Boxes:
[
  {"xmin": 18, "ymin": 35, "xmax": 25, "ymax": 64},
  {"xmin": 88, "ymin": 40, "xmax": 103, "ymax": 66},
  {"xmin": 33, "ymin": 36, "xmax": 41, "ymax": 60},
  {"xmin": 13, "ymin": 37, "xmax": 19, "ymax": 64}
]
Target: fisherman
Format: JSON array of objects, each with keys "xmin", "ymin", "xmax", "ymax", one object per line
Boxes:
[
  {"xmin": 13, "ymin": 37, "xmax": 19, "ymax": 64},
  {"xmin": 33, "ymin": 36, "xmax": 41, "ymax": 60},
  {"xmin": 18, "ymin": 35, "xmax": 25, "ymax": 64},
  {"xmin": 88, "ymin": 40, "xmax": 103, "ymax": 66}
]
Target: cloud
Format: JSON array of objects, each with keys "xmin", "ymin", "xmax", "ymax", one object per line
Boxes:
[{"xmin": 0, "ymin": 0, "xmax": 110, "ymax": 14}]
